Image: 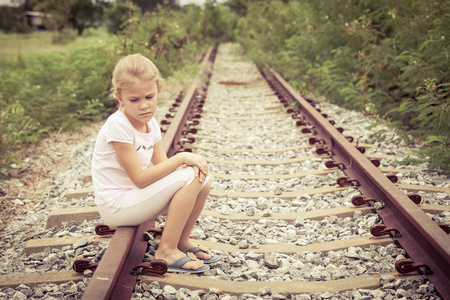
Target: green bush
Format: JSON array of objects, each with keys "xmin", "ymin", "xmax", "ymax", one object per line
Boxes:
[
  {"xmin": 0, "ymin": 42, "xmax": 120, "ymax": 176},
  {"xmin": 1, "ymin": 2, "xmax": 237, "ymax": 177},
  {"xmin": 236, "ymin": 0, "xmax": 450, "ymax": 174},
  {"xmin": 117, "ymin": 1, "xmax": 236, "ymax": 76},
  {"xmin": 0, "ymin": 103, "xmax": 40, "ymax": 179}
]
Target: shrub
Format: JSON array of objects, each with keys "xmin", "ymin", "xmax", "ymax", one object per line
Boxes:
[{"xmin": 236, "ymin": 0, "xmax": 450, "ymax": 174}]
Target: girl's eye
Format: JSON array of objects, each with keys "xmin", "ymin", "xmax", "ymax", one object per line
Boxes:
[
  {"xmin": 130, "ymin": 99, "xmax": 138, "ymax": 102},
  {"xmin": 146, "ymin": 96, "xmax": 154, "ymax": 100}
]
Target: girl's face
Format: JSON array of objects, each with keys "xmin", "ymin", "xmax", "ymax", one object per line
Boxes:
[{"xmin": 116, "ymin": 78, "xmax": 160, "ymax": 132}]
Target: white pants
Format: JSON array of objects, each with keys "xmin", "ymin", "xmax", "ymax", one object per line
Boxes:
[{"xmin": 97, "ymin": 167, "xmax": 210, "ymax": 227}]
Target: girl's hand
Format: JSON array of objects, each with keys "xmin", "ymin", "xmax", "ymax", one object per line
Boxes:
[
  {"xmin": 178, "ymin": 153, "xmax": 208, "ymax": 180},
  {"xmin": 193, "ymin": 165, "xmax": 207, "ymax": 183}
]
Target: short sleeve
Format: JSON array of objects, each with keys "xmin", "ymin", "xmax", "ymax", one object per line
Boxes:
[
  {"xmin": 150, "ymin": 118, "xmax": 162, "ymax": 144},
  {"xmin": 104, "ymin": 117, "xmax": 134, "ymax": 145}
]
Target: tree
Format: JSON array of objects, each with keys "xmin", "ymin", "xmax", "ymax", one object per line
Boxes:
[
  {"xmin": 32, "ymin": 0, "xmax": 70, "ymax": 43},
  {"xmin": 116, "ymin": 0, "xmax": 178, "ymax": 14},
  {"xmin": 68, "ymin": 0, "xmax": 107, "ymax": 36},
  {"xmin": 32, "ymin": 0, "xmax": 108, "ymax": 39}
]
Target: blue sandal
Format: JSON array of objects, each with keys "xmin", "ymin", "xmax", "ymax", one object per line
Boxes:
[
  {"xmin": 167, "ymin": 253, "xmax": 210, "ymax": 273},
  {"xmin": 186, "ymin": 245, "xmax": 221, "ymax": 264}
]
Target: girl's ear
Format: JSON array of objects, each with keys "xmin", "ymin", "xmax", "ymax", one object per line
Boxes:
[
  {"xmin": 115, "ymin": 92, "xmax": 123, "ymax": 104},
  {"xmin": 158, "ymin": 84, "xmax": 163, "ymax": 95}
]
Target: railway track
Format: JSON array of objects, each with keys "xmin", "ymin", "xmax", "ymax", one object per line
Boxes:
[{"xmin": 1, "ymin": 44, "xmax": 449, "ymax": 299}]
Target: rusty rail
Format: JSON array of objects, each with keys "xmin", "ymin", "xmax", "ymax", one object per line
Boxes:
[
  {"xmin": 262, "ymin": 68, "xmax": 450, "ymax": 298},
  {"xmin": 77, "ymin": 48, "xmax": 217, "ymax": 300},
  {"xmin": 163, "ymin": 47, "xmax": 216, "ymax": 157}
]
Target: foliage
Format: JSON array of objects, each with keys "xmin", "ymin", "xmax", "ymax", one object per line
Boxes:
[
  {"xmin": 0, "ymin": 4, "xmax": 33, "ymax": 33},
  {"xmin": 0, "ymin": 0, "xmax": 109, "ymax": 39},
  {"xmin": 117, "ymin": 1, "xmax": 236, "ymax": 76},
  {"xmin": 0, "ymin": 2, "xmax": 236, "ymax": 177},
  {"xmin": 68, "ymin": 0, "xmax": 108, "ymax": 36},
  {"xmin": 0, "ymin": 103, "xmax": 40, "ymax": 179},
  {"xmin": 235, "ymin": 0, "xmax": 450, "ymax": 174},
  {"xmin": 0, "ymin": 39, "xmax": 121, "ymax": 176}
]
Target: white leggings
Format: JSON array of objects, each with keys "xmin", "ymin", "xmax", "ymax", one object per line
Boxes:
[{"xmin": 97, "ymin": 167, "xmax": 210, "ymax": 227}]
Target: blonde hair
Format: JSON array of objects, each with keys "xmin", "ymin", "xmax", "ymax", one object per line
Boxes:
[{"xmin": 110, "ymin": 53, "xmax": 164, "ymax": 100}]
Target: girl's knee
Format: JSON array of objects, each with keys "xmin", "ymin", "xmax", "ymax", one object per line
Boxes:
[{"xmin": 203, "ymin": 179, "xmax": 211, "ymax": 193}]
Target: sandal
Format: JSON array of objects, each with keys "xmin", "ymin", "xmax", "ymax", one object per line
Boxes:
[
  {"xmin": 186, "ymin": 245, "xmax": 221, "ymax": 264},
  {"xmin": 167, "ymin": 253, "xmax": 210, "ymax": 273}
]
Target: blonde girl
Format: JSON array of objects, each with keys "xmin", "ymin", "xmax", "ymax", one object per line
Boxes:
[{"xmin": 91, "ymin": 53, "xmax": 218, "ymax": 273}]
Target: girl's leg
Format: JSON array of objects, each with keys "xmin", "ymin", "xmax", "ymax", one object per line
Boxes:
[
  {"xmin": 154, "ymin": 179, "xmax": 206, "ymax": 270},
  {"xmin": 177, "ymin": 180, "xmax": 212, "ymax": 260}
]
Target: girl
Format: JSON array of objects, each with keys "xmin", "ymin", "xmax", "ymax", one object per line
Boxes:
[{"xmin": 91, "ymin": 53, "xmax": 218, "ymax": 273}]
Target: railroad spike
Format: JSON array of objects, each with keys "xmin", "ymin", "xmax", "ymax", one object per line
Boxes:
[
  {"xmin": 296, "ymin": 120, "xmax": 309, "ymax": 126},
  {"xmin": 187, "ymin": 120, "xmax": 200, "ymax": 126},
  {"xmin": 345, "ymin": 136, "xmax": 354, "ymax": 142},
  {"xmin": 179, "ymin": 138, "xmax": 196, "ymax": 146},
  {"xmin": 370, "ymin": 224, "xmax": 401, "ymax": 238},
  {"xmin": 407, "ymin": 193, "xmax": 422, "ymax": 204},
  {"xmin": 316, "ymin": 147, "xmax": 334, "ymax": 156},
  {"xmin": 324, "ymin": 160, "xmax": 346, "ymax": 170},
  {"xmin": 351, "ymin": 195, "xmax": 378, "ymax": 206},
  {"xmin": 132, "ymin": 260, "xmax": 168, "ymax": 277},
  {"xmin": 356, "ymin": 146, "xmax": 366, "ymax": 154},
  {"xmin": 395, "ymin": 258, "xmax": 432, "ymax": 275},
  {"xmin": 309, "ymin": 137, "xmax": 325, "ymax": 145},
  {"xmin": 95, "ymin": 223, "xmax": 116, "ymax": 236},
  {"xmin": 437, "ymin": 223, "xmax": 450, "ymax": 234},
  {"xmin": 301, "ymin": 127, "xmax": 316, "ymax": 134},
  {"xmin": 144, "ymin": 228, "xmax": 163, "ymax": 241},
  {"xmin": 386, "ymin": 174, "xmax": 398, "ymax": 183},
  {"xmin": 336, "ymin": 176, "xmax": 360, "ymax": 187},
  {"xmin": 73, "ymin": 258, "xmax": 99, "ymax": 273},
  {"xmin": 182, "ymin": 129, "xmax": 197, "ymax": 135},
  {"xmin": 370, "ymin": 159, "xmax": 381, "ymax": 167}
]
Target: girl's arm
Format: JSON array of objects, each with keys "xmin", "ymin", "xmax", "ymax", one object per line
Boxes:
[
  {"xmin": 150, "ymin": 141, "xmax": 207, "ymax": 183},
  {"xmin": 112, "ymin": 140, "xmax": 207, "ymax": 189},
  {"xmin": 150, "ymin": 139, "xmax": 168, "ymax": 165}
]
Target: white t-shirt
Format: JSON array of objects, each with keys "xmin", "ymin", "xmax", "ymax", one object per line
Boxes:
[{"xmin": 91, "ymin": 111, "xmax": 162, "ymax": 206}]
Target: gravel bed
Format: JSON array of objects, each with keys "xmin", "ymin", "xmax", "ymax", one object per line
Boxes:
[{"xmin": 0, "ymin": 43, "xmax": 446, "ymax": 299}]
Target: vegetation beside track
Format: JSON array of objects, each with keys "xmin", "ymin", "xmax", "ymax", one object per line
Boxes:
[
  {"xmin": 235, "ymin": 0, "xmax": 450, "ymax": 174},
  {"xmin": 0, "ymin": 2, "xmax": 235, "ymax": 178}
]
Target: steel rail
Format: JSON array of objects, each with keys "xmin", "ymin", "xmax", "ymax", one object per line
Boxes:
[
  {"xmin": 79, "ymin": 48, "xmax": 217, "ymax": 300},
  {"xmin": 263, "ymin": 68, "xmax": 450, "ymax": 299},
  {"xmin": 163, "ymin": 47, "xmax": 216, "ymax": 157}
]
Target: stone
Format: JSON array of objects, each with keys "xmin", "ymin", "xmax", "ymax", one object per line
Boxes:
[
  {"xmin": 73, "ymin": 238, "xmax": 89, "ymax": 249},
  {"xmin": 264, "ymin": 252, "xmax": 280, "ymax": 268}
]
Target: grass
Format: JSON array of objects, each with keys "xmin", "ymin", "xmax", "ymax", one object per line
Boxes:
[{"xmin": 0, "ymin": 26, "xmax": 114, "ymax": 63}]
